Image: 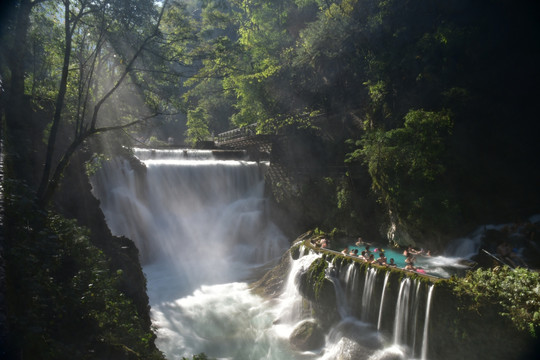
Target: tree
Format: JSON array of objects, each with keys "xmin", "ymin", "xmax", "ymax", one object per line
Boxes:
[
  {"xmin": 1, "ymin": 0, "xmax": 200, "ymax": 206},
  {"xmin": 350, "ymin": 109, "xmax": 456, "ymax": 237},
  {"xmin": 185, "ymin": 106, "xmax": 210, "ymax": 146},
  {"xmin": 4, "ymin": 0, "xmax": 47, "ymax": 131}
]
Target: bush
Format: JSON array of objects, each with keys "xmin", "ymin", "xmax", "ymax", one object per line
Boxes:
[{"xmin": 451, "ymin": 266, "xmax": 540, "ymax": 337}]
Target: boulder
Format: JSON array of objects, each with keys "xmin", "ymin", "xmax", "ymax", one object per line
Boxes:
[{"xmin": 289, "ymin": 320, "xmax": 325, "ymax": 351}]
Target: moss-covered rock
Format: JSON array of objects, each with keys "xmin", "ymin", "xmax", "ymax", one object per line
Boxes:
[
  {"xmin": 289, "ymin": 320, "xmax": 325, "ymax": 351},
  {"xmin": 297, "ymin": 257, "xmax": 340, "ymax": 327}
]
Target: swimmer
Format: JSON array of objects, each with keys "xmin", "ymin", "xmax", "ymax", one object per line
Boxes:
[
  {"xmin": 377, "ymin": 252, "xmax": 387, "ymax": 266},
  {"xmin": 360, "ymin": 250, "xmax": 368, "ymax": 261},
  {"xmin": 405, "ymin": 263, "xmax": 416, "ymax": 271}
]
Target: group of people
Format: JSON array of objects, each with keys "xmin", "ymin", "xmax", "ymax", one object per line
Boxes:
[
  {"xmin": 340, "ymin": 241, "xmax": 430, "ymax": 274},
  {"xmin": 402, "ymin": 246, "xmax": 428, "ymax": 273},
  {"xmin": 314, "ymin": 238, "xmax": 329, "ymax": 249},
  {"xmin": 341, "ymin": 244, "xmax": 397, "ymax": 268},
  {"xmin": 403, "ymin": 246, "xmax": 432, "ymax": 257},
  {"xmin": 316, "ymin": 236, "xmax": 431, "ymax": 274}
]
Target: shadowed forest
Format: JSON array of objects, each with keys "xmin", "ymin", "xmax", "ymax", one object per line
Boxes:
[{"xmin": 1, "ymin": 0, "xmax": 540, "ymax": 359}]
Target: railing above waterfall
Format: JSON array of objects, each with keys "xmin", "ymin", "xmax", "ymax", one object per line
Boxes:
[
  {"xmin": 216, "ymin": 123, "xmax": 259, "ymax": 145},
  {"xmin": 215, "ymin": 123, "xmax": 275, "ymax": 157}
]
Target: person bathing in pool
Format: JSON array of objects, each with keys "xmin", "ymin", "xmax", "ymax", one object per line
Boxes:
[{"xmin": 377, "ymin": 252, "xmax": 387, "ymax": 266}]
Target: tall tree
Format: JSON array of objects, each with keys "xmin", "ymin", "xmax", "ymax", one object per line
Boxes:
[
  {"xmin": 36, "ymin": 0, "xmax": 172, "ymax": 206},
  {"xmin": 4, "ymin": 0, "xmax": 47, "ymax": 131},
  {"xmin": 0, "ymin": 0, "xmax": 202, "ymax": 206}
]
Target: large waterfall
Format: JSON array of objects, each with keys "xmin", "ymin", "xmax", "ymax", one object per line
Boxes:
[{"xmin": 91, "ymin": 148, "xmax": 436, "ymax": 360}]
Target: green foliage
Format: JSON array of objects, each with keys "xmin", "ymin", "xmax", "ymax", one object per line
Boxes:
[
  {"xmin": 307, "ymin": 258, "xmax": 329, "ymax": 299},
  {"xmin": 185, "ymin": 107, "xmax": 211, "ymax": 146},
  {"xmin": 451, "ymin": 267, "xmax": 540, "ymax": 337},
  {"xmin": 85, "ymin": 153, "xmax": 109, "ymax": 177},
  {"xmin": 147, "ymin": 136, "xmax": 169, "ymax": 147},
  {"xmin": 350, "ymin": 109, "xmax": 457, "ymax": 236},
  {"xmin": 3, "ymin": 180, "xmax": 163, "ymax": 359}
]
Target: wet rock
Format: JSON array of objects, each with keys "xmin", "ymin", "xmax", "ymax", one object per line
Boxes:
[
  {"xmin": 296, "ymin": 258, "xmax": 340, "ymax": 327},
  {"xmin": 251, "ymin": 250, "xmax": 292, "ymax": 299},
  {"xmin": 290, "ymin": 320, "xmax": 325, "ymax": 351}
]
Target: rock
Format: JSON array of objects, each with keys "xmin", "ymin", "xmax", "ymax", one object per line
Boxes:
[
  {"xmin": 251, "ymin": 250, "xmax": 292, "ymax": 299},
  {"xmin": 296, "ymin": 258, "xmax": 340, "ymax": 327},
  {"xmin": 289, "ymin": 320, "xmax": 325, "ymax": 351}
]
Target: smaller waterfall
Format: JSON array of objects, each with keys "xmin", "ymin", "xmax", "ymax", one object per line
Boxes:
[
  {"xmin": 360, "ymin": 267, "xmax": 378, "ymax": 322},
  {"xmin": 285, "ymin": 253, "xmax": 438, "ymax": 360},
  {"xmin": 410, "ymin": 281, "xmax": 422, "ymax": 356},
  {"xmin": 328, "ymin": 265, "xmax": 351, "ymax": 319},
  {"xmin": 421, "ymin": 285, "xmax": 435, "ymax": 360},
  {"xmin": 275, "ymin": 250, "xmax": 320, "ymax": 327},
  {"xmin": 345, "ymin": 263, "xmax": 360, "ymax": 303},
  {"xmin": 393, "ymin": 278, "xmax": 412, "ymax": 345},
  {"xmin": 377, "ymin": 271, "xmax": 390, "ymax": 330}
]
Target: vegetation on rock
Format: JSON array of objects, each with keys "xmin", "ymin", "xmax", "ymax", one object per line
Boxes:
[
  {"xmin": 450, "ymin": 266, "xmax": 540, "ymax": 337},
  {"xmin": 2, "ymin": 180, "xmax": 164, "ymax": 359}
]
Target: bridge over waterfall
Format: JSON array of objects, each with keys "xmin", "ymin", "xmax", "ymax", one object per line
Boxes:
[
  {"xmin": 215, "ymin": 123, "xmax": 275, "ymax": 157},
  {"xmin": 214, "ymin": 124, "xmax": 297, "ymax": 201}
]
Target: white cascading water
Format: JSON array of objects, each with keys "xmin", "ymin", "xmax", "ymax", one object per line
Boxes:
[
  {"xmin": 421, "ymin": 285, "xmax": 435, "ymax": 360},
  {"xmin": 91, "ymin": 148, "xmax": 437, "ymax": 360},
  {"xmin": 360, "ymin": 268, "xmax": 378, "ymax": 322},
  {"xmin": 377, "ymin": 271, "xmax": 390, "ymax": 331},
  {"xmin": 393, "ymin": 278, "xmax": 413, "ymax": 346},
  {"xmin": 410, "ymin": 281, "xmax": 422, "ymax": 356},
  {"xmin": 273, "ymin": 248, "xmax": 321, "ymax": 332},
  {"xmin": 344, "ymin": 263, "xmax": 360, "ymax": 309}
]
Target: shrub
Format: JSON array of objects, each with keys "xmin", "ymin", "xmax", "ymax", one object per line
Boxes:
[{"xmin": 451, "ymin": 266, "xmax": 540, "ymax": 337}]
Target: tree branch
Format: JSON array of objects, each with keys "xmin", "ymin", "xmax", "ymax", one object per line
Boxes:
[{"xmin": 89, "ymin": 0, "xmax": 169, "ymax": 130}]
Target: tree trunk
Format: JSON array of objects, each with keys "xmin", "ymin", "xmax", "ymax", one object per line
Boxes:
[
  {"xmin": 5, "ymin": 0, "xmax": 33, "ymax": 132},
  {"xmin": 37, "ymin": 0, "xmax": 74, "ymax": 204}
]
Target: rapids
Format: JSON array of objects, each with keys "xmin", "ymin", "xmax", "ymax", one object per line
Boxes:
[{"xmin": 91, "ymin": 148, "xmax": 436, "ymax": 360}]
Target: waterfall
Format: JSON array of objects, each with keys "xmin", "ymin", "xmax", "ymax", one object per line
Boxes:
[
  {"xmin": 377, "ymin": 271, "xmax": 390, "ymax": 330},
  {"xmin": 328, "ymin": 263, "xmax": 352, "ymax": 319},
  {"xmin": 274, "ymin": 250, "xmax": 321, "ymax": 328},
  {"xmin": 410, "ymin": 281, "xmax": 422, "ymax": 356},
  {"xmin": 345, "ymin": 263, "xmax": 360, "ymax": 304},
  {"xmin": 91, "ymin": 149, "xmax": 293, "ymax": 359},
  {"xmin": 421, "ymin": 285, "xmax": 435, "ymax": 360},
  {"xmin": 91, "ymin": 149, "xmax": 288, "ymax": 284},
  {"xmin": 360, "ymin": 267, "xmax": 378, "ymax": 322},
  {"xmin": 393, "ymin": 278, "xmax": 413, "ymax": 345}
]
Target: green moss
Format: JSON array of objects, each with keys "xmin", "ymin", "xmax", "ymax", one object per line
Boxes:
[
  {"xmin": 291, "ymin": 243, "xmax": 302, "ymax": 260},
  {"xmin": 307, "ymin": 258, "xmax": 328, "ymax": 300}
]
